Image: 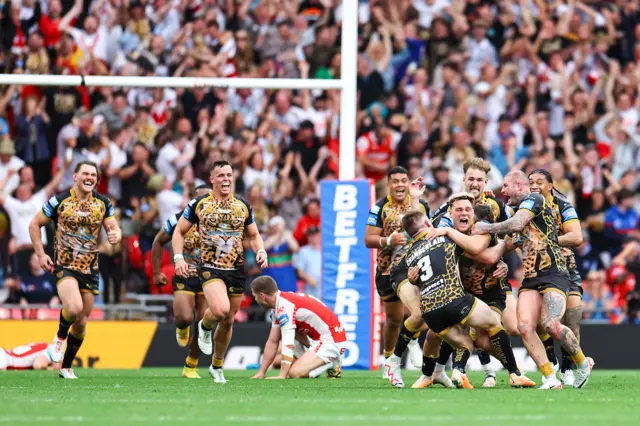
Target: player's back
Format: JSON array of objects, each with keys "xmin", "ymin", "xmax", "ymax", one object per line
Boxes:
[
  {"xmin": 276, "ymin": 292, "xmax": 346, "ymax": 343},
  {"xmin": 2, "ymin": 342, "xmax": 49, "ymax": 370}
]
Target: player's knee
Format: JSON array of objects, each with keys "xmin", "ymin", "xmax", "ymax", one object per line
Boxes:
[
  {"xmin": 210, "ymin": 306, "xmax": 230, "ymax": 321},
  {"xmin": 175, "ymin": 313, "xmax": 194, "ymax": 329},
  {"xmin": 505, "ymin": 322, "xmax": 520, "ymax": 336},
  {"xmin": 517, "ymin": 320, "xmax": 535, "ymax": 338},
  {"xmin": 65, "ymin": 304, "xmax": 83, "ymax": 321},
  {"xmin": 544, "ymin": 320, "xmax": 563, "ymax": 340}
]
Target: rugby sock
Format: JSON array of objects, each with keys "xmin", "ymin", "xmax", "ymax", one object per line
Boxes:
[
  {"xmin": 393, "ymin": 320, "xmax": 420, "ymax": 358},
  {"xmin": 62, "ymin": 330, "xmax": 84, "ymax": 369},
  {"xmin": 477, "ymin": 349, "xmax": 491, "ymax": 366},
  {"xmin": 422, "ymin": 355, "xmax": 437, "ymax": 377},
  {"xmin": 185, "ymin": 356, "xmax": 198, "ymax": 369},
  {"xmin": 383, "ymin": 350, "xmax": 393, "ymax": 359},
  {"xmin": 540, "ymin": 362, "xmax": 554, "ymax": 377},
  {"xmin": 201, "ymin": 321, "xmax": 213, "ymax": 332},
  {"xmin": 489, "ymin": 327, "xmax": 520, "ymax": 375},
  {"xmin": 212, "ymin": 356, "xmax": 224, "ymax": 370},
  {"xmin": 539, "ymin": 333, "xmax": 558, "ymax": 365},
  {"xmin": 436, "ymin": 341, "xmax": 454, "ymax": 371},
  {"xmin": 571, "ymin": 350, "xmax": 585, "ymax": 366},
  {"xmin": 560, "ymin": 347, "xmax": 575, "ymax": 372},
  {"xmin": 452, "ymin": 347, "xmax": 471, "ymax": 374},
  {"xmin": 57, "ymin": 309, "xmax": 74, "ymax": 339}
]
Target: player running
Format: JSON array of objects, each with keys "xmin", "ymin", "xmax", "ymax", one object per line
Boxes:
[
  {"xmin": 152, "ymin": 184, "xmax": 210, "ymax": 379},
  {"xmin": 365, "ymin": 167, "xmax": 430, "ymax": 377},
  {"xmin": 398, "ymin": 203, "xmax": 529, "ymax": 390},
  {"xmin": 529, "ymin": 169, "xmax": 584, "ymax": 386},
  {"xmin": 0, "ymin": 342, "xmax": 59, "ymax": 371},
  {"xmin": 172, "ymin": 160, "xmax": 268, "ymax": 384},
  {"xmin": 474, "ymin": 170, "xmax": 594, "ymax": 389},
  {"xmin": 249, "ymin": 276, "xmax": 346, "ymax": 379},
  {"xmin": 29, "ymin": 161, "xmax": 121, "ymax": 379}
]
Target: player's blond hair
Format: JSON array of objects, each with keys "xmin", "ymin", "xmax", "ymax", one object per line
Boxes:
[
  {"xmin": 448, "ymin": 192, "xmax": 475, "ymax": 208},
  {"xmin": 463, "ymin": 158, "xmax": 491, "ymax": 175}
]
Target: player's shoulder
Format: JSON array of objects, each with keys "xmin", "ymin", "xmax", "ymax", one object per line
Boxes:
[
  {"xmin": 484, "ymin": 194, "xmax": 505, "ymax": 209},
  {"xmin": 432, "ymin": 201, "xmax": 450, "ymax": 218},
  {"xmin": 374, "ymin": 196, "xmax": 390, "ymax": 210},
  {"xmin": 48, "ymin": 190, "xmax": 73, "ymax": 206},
  {"xmin": 433, "ymin": 212, "xmax": 453, "ymax": 228},
  {"xmin": 188, "ymin": 192, "xmax": 212, "ymax": 209},
  {"xmin": 553, "ymin": 196, "xmax": 579, "ymax": 221},
  {"xmin": 93, "ymin": 191, "xmax": 113, "ymax": 206},
  {"xmin": 235, "ymin": 195, "xmax": 252, "ymax": 210},
  {"xmin": 418, "ymin": 198, "xmax": 431, "ymax": 216},
  {"xmin": 519, "ymin": 192, "xmax": 544, "ymax": 211}
]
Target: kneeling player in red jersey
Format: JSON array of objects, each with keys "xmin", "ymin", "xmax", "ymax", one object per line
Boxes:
[
  {"xmin": 250, "ymin": 276, "xmax": 346, "ymax": 379},
  {"xmin": 0, "ymin": 342, "xmax": 60, "ymax": 371}
]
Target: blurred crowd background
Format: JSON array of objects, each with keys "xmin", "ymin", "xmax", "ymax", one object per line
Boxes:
[{"xmin": 0, "ymin": 0, "xmax": 639, "ymax": 324}]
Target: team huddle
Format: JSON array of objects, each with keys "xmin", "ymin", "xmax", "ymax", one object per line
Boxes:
[
  {"xmin": 18, "ymin": 154, "xmax": 592, "ymax": 388},
  {"xmin": 367, "ymin": 159, "xmax": 593, "ymax": 390}
]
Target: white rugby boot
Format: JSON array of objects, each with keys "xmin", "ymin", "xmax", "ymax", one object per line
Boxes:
[
  {"xmin": 209, "ymin": 365, "xmax": 228, "ymax": 383},
  {"xmin": 197, "ymin": 320, "xmax": 213, "ymax": 355},
  {"xmin": 383, "ymin": 355, "xmax": 404, "ymax": 388},
  {"xmin": 59, "ymin": 368, "xmax": 78, "ymax": 379},
  {"xmin": 560, "ymin": 370, "xmax": 575, "ymax": 387},
  {"xmin": 573, "ymin": 357, "xmax": 594, "ymax": 389},
  {"xmin": 538, "ymin": 374, "xmax": 562, "ymax": 389},
  {"xmin": 48, "ymin": 336, "xmax": 66, "ymax": 363},
  {"xmin": 407, "ymin": 339, "xmax": 423, "ymax": 369}
]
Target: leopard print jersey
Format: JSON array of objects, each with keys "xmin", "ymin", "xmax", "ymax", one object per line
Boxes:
[
  {"xmin": 549, "ymin": 195, "xmax": 579, "ymax": 271},
  {"xmin": 164, "ymin": 213, "xmax": 201, "ymax": 277},
  {"xmin": 459, "ymin": 234, "xmax": 503, "ymax": 298}
]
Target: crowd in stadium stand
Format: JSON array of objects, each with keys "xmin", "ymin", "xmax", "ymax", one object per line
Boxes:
[{"xmin": 0, "ymin": 0, "xmax": 639, "ymax": 324}]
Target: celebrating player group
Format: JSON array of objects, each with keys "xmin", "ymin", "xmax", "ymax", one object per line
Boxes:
[{"xmin": 367, "ymin": 159, "xmax": 593, "ymax": 390}]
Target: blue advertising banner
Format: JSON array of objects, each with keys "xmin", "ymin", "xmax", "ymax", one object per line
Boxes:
[{"xmin": 320, "ymin": 180, "xmax": 374, "ymax": 369}]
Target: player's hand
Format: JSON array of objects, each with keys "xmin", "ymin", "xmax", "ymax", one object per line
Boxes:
[
  {"xmin": 38, "ymin": 254, "xmax": 54, "ymax": 273},
  {"xmin": 389, "ymin": 230, "xmax": 407, "ymax": 247},
  {"xmin": 251, "ymin": 372, "xmax": 265, "ymax": 379},
  {"xmin": 484, "ymin": 189, "xmax": 496, "ymax": 198},
  {"xmin": 154, "ymin": 272, "xmax": 168, "ymax": 287},
  {"xmin": 408, "ymin": 266, "xmax": 420, "ymax": 284},
  {"xmin": 493, "ymin": 261, "xmax": 509, "ymax": 279},
  {"xmin": 426, "ymin": 227, "xmax": 447, "ymax": 240},
  {"xmin": 107, "ymin": 228, "xmax": 122, "ymax": 245},
  {"xmin": 256, "ymin": 250, "xmax": 269, "ymax": 268},
  {"xmin": 266, "ymin": 375, "xmax": 286, "ymax": 380},
  {"xmin": 175, "ymin": 259, "xmax": 189, "ymax": 278},
  {"xmin": 409, "ymin": 177, "xmax": 426, "ymax": 199},
  {"xmin": 472, "ymin": 222, "xmax": 491, "ymax": 235}
]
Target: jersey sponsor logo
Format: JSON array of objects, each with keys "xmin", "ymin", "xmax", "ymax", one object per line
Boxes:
[
  {"xmin": 176, "ymin": 283, "xmax": 184, "ymax": 290},
  {"xmin": 563, "ymin": 208, "xmax": 578, "ymax": 221},
  {"xmin": 163, "ymin": 221, "xmax": 173, "ymax": 235},
  {"xmin": 278, "ymin": 313, "xmax": 289, "ymax": 326},
  {"xmin": 520, "ymin": 199, "xmax": 535, "ymax": 211},
  {"xmin": 366, "ymin": 213, "xmax": 377, "ymax": 225},
  {"xmin": 107, "ymin": 205, "xmax": 115, "ymax": 217},
  {"xmin": 43, "ymin": 204, "xmax": 53, "ymax": 217},
  {"xmin": 48, "ymin": 196, "xmax": 59, "ymax": 208},
  {"xmin": 202, "ymin": 271, "xmax": 211, "ymax": 279}
]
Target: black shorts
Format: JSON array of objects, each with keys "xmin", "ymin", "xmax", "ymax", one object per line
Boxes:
[
  {"xmin": 390, "ymin": 265, "xmax": 409, "ymax": 298},
  {"xmin": 375, "ymin": 272, "xmax": 399, "ymax": 302},
  {"xmin": 172, "ymin": 275, "xmax": 203, "ymax": 295},
  {"xmin": 568, "ymin": 269, "xmax": 583, "ymax": 298},
  {"xmin": 422, "ymin": 294, "xmax": 477, "ymax": 335},
  {"xmin": 54, "ymin": 266, "xmax": 99, "ymax": 295},
  {"xmin": 477, "ymin": 291, "xmax": 506, "ymax": 313},
  {"xmin": 519, "ymin": 271, "xmax": 571, "ymax": 297},
  {"xmin": 501, "ymin": 279, "xmax": 513, "ymax": 295},
  {"xmin": 199, "ymin": 267, "xmax": 246, "ymax": 297}
]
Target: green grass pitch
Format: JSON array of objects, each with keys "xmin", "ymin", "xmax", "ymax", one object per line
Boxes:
[{"xmin": 1, "ymin": 369, "xmax": 638, "ymax": 425}]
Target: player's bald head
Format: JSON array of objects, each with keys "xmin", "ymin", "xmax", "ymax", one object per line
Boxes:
[{"xmin": 505, "ymin": 170, "xmax": 529, "ymax": 186}]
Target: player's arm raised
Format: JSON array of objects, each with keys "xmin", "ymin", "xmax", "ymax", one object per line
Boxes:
[
  {"xmin": 252, "ymin": 326, "xmax": 282, "ymax": 379},
  {"xmin": 29, "ymin": 211, "xmax": 53, "ymax": 272},
  {"xmin": 474, "ymin": 209, "xmax": 533, "ymax": 235},
  {"xmin": 172, "ymin": 217, "xmax": 193, "ymax": 278}
]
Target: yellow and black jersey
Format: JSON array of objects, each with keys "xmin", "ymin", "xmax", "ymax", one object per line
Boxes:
[
  {"xmin": 513, "ymin": 193, "xmax": 567, "ymax": 279},
  {"xmin": 433, "ymin": 193, "xmax": 512, "ymax": 224},
  {"xmin": 163, "ymin": 213, "xmax": 200, "ymax": 276},
  {"xmin": 549, "ymin": 195, "xmax": 580, "ymax": 271},
  {"xmin": 396, "ymin": 231, "xmax": 465, "ymax": 313},
  {"xmin": 182, "ymin": 193, "xmax": 254, "ymax": 270},
  {"xmin": 459, "ymin": 233, "xmax": 506, "ymax": 297},
  {"xmin": 42, "ymin": 188, "xmax": 115, "ymax": 275},
  {"xmin": 367, "ymin": 196, "xmax": 430, "ymax": 275}
]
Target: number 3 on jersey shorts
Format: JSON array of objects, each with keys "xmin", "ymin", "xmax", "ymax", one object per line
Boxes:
[
  {"xmin": 54, "ymin": 266, "xmax": 99, "ymax": 295},
  {"xmin": 172, "ymin": 275, "xmax": 204, "ymax": 295},
  {"xmin": 310, "ymin": 340, "xmax": 346, "ymax": 364},
  {"xmin": 422, "ymin": 294, "xmax": 478, "ymax": 335},
  {"xmin": 375, "ymin": 272, "xmax": 400, "ymax": 302},
  {"xmin": 199, "ymin": 267, "xmax": 246, "ymax": 297}
]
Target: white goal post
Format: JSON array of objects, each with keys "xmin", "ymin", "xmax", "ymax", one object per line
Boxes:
[{"xmin": 0, "ymin": 0, "xmax": 359, "ymax": 180}]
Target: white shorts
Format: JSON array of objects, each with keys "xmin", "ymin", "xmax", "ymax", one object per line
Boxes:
[{"xmin": 309, "ymin": 340, "xmax": 345, "ymax": 364}]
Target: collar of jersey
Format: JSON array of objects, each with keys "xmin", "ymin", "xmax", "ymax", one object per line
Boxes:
[
  {"xmin": 70, "ymin": 187, "xmax": 92, "ymax": 201},
  {"xmin": 386, "ymin": 194, "xmax": 411, "ymax": 205}
]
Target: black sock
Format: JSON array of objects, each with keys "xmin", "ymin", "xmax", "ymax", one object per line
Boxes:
[
  {"xmin": 490, "ymin": 328, "xmax": 520, "ymax": 375},
  {"xmin": 560, "ymin": 347, "xmax": 575, "ymax": 372},
  {"xmin": 541, "ymin": 335, "xmax": 558, "ymax": 365},
  {"xmin": 477, "ymin": 349, "xmax": 491, "ymax": 366},
  {"xmin": 201, "ymin": 321, "xmax": 212, "ymax": 332},
  {"xmin": 422, "ymin": 355, "xmax": 437, "ymax": 377},
  {"xmin": 62, "ymin": 332, "xmax": 84, "ymax": 369},
  {"xmin": 57, "ymin": 309, "xmax": 74, "ymax": 339},
  {"xmin": 437, "ymin": 341, "xmax": 454, "ymax": 366},
  {"xmin": 393, "ymin": 320, "xmax": 419, "ymax": 358},
  {"xmin": 452, "ymin": 347, "xmax": 471, "ymax": 374}
]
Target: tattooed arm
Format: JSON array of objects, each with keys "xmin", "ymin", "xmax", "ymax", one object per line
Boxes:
[
  {"xmin": 558, "ymin": 220, "xmax": 583, "ymax": 247},
  {"xmin": 473, "ymin": 210, "xmax": 533, "ymax": 235}
]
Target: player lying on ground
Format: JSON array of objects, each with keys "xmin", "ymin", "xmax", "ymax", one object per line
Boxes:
[
  {"xmin": 365, "ymin": 167, "xmax": 430, "ymax": 375},
  {"xmin": 0, "ymin": 342, "xmax": 60, "ymax": 371},
  {"xmin": 172, "ymin": 160, "xmax": 268, "ymax": 383},
  {"xmin": 529, "ymin": 169, "xmax": 585, "ymax": 387},
  {"xmin": 250, "ymin": 276, "xmax": 346, "ymax": 379},
  {"xmin": 152, "ymin": 184, "xmax": 210, "ymax": 379},
  {"xmin": 29, "ymin": 161, "xmax": 122, "ymax": 380},
  {"xmin": 473, "ymin": 170, "xmax": 594, "ymax": 389},
  {"xmin": 399, "ymin": 204, "xmax": 534, "ymax": 389}
]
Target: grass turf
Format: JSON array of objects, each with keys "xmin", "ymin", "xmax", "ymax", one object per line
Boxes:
[{"xmin": 0, "ymin": 369, "xmax": 638, "ymax": 426}]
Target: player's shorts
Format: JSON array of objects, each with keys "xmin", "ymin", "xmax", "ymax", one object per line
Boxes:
[
  {"xmin": 477, "ymin": 291, "xmax": 507, "ymax": 314},
  {"xmin": 390, "ymin": 265, "xmax": 409, "ymax": 297},
  {"xmin": 54, "ymin": 266, "xmax": 99, "ymax": 295},
  {"xmin": 422, "ymin": 294, "xmax": 477, "ymax": 335},
  {"xmin": 520, "ymin": 271, "xmax": 571, "ymax": 297},
  {"xmin": 502, "ymin": 279, "xmax": 513, "ymax": 295},
  {"xmin": 568, "ymin": 269, "xmax": 583, "ymax": 298},
  {"xmin": 309, "ymin": 339, "xmax": 346, "ymax": 364},
  {"xmin": 172, "ymin": 275, "xmax": 203, "ymax": 295},
  {"xmin": 199, "ymin": 267, "xmax": 246, "ymax": 297},
  {"xmin": 376, "ymin": 272, "xmax": 399, "ymax": 302}
]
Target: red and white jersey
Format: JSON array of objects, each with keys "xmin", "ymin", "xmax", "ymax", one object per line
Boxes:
[
  {"xmin": 272, "ymin": 292, "xmax": 347, "ymax": 344},
  {"xmin": 1, "ymin": 342, "xmax": 49, "ymax": 370}
]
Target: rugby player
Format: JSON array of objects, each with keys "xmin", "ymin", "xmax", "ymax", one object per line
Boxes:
[
  {"xmin": 1, "ymin": 342, "xmax": 60, "ymax": 371},
  {"xmin": 529, "ymin": 169, "xmax": 584, "ymax": 386},
  {"xmin": 398, "ymin": 203, "xmax": 531, "ymax": 389},
  {"xmin": 172, "ymin": 160, "xmax": 268, "ymax": 384},
  {"xmin": 474, "ymin": 170, "xmax": 594, "ymax": 389},
  {"xmin": 152, "ymin": 184, "xmax": 211, "ymax": 379},
  {"xmin": 365, "ymin": 167, "xmax": 430, "ymax": 377},
  {"xmin": 29, "ymin": 161, "xmax": 121, "ymax": 379},
  {"xmin": 249, "ymin": 276, "xmax": 346, "ymax": 379}
]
